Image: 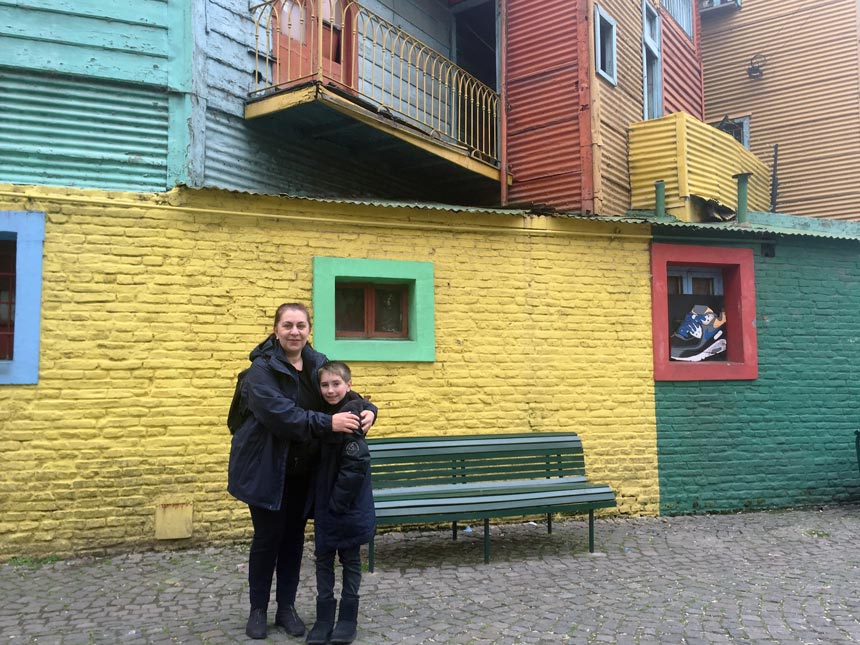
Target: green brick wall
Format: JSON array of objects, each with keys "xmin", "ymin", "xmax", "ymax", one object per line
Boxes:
[{"xmin": 656, "ymin": 235, "xmax": 860, "ymax": 514}]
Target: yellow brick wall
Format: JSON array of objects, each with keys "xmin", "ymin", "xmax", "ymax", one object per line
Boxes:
[{"xmin": 0, "ymin": 185, "xmax": 659, "ymax": 560}]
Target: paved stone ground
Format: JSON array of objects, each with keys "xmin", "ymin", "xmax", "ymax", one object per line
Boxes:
[{"xmin": 1, "ymin": 505, "xmax": 859, "ymax": 644}]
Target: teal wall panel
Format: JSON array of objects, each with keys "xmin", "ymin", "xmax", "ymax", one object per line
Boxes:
[
  {"xmin": 656, "ymin": 235, "xmax": 860, "ymax": 514},
  {"xmin": 0, "ymin": 68, "xmax": 169, "ymax": 191},
  {"xmin": 0, "ymin": 0, "xmax": 194, "ymax": 190},
  {"xmin": 0, "ymin": 0, "xmax": 170, "ymax": 85}
]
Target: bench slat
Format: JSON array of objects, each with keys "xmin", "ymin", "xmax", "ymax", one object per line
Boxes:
[
  {"xmin": 372, "ymin": 475, "xmax": 589, "ymax": 499},
  {"xmin": 375, "ymin": 484, "xmax": 616, "ymax": 512}
]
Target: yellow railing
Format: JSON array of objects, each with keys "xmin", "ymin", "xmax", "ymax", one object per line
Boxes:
[{"xmin": 251, "ymin": 0, "xmax": 499, "ymax": 164}]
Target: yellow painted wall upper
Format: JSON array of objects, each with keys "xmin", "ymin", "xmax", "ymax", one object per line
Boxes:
[
  {"xmin": 0, "ymin": 185, "xmax": 658, "ymax": 560},
  {"xmin": 700, "ymin": 0, "xmax": 860, "ymax": 220}
]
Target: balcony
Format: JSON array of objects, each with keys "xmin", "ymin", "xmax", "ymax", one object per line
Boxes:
[
  {"xmin": 629, "ymin": 112, "xmax": 771, "ymax": 222},
  {"xmin": 248, "ymin": 0, "xmax": 502, "ymax": 194}
]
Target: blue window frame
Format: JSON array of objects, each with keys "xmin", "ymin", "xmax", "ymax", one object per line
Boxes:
[
  {"xmin": 660, "ymin": 0, "xmax": 693, "ymax": 40},
  {"xmin": 643, "ymin": 1, "xmax": 662, "ymax": 119},
  {"xmin": 595, "ymin": 5, "xmax": 618, "ymax": 86},
  {"xmin": 0, "ymin": 211, "xmax": 45, "ymax": 384}
]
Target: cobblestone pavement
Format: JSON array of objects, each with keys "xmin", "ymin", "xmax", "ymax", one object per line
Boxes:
[{"xmin": 1, "ymin": 505, "xmax": 859, "ymax": 644}]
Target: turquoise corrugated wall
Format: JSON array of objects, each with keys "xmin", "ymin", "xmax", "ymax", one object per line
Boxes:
[{"xmin": 0, "ymin": 0, "xmax": 191, "ymax": 190}]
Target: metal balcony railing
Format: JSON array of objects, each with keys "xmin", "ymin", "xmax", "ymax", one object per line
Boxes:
[{"xmin": 251, "ymin": 0, "xmax": 500, "ymax": 165}]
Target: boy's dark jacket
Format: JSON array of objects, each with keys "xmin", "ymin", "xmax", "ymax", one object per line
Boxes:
[
  {"xmin": 310, "ymin": 392, "xmax": 377, "ymax": 552},
  {"xmin": 228, "ymin": 336, "xmax": 375, "ymax": 511}
]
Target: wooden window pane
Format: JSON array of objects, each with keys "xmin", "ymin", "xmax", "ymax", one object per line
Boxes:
[
  {"xmin": 335, "ymin": 286, "xmax": 365, "ymax": 333},
  {"xmin": 667, "ymin": 275, "xmax": 683, "ymax": 295},
  {"xmin": 691, "ymin": 277, "xmax": 714, "ymax": 295},
  {"xmin": 0, "ymin": 240, "xmax": 15, "ymax": 360},
  {"xmin": 374, "ymin": 287, "xmax": 403, "ymax": 334}
]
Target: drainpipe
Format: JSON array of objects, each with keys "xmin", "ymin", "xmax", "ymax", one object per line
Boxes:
[
  {"xmin": 499, "ymin": 0, "xmax": 508, "ymax": 206},
  {"xmin": 315, "ymin": 0, "xmax": 323, "ymax": 83},
  {"xmin": 733, "ymin": 172, "xmax": 752, "ymax": 223},
  {"xmin": 654, "ymin": 180, "xmax": 666, "ymax": 218},
  {"xmin": 856, "ymin": 430, "xmax": 860, "ymax": 478}
]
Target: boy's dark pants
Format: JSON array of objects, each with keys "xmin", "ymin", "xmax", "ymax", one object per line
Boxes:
[
  {"xmin": 247, "ymin": 474, "xmax": 311, "ymax": 609},
  {"xmin": 314, "ymin": 545, "xmax": 362, "ymax": 601}
]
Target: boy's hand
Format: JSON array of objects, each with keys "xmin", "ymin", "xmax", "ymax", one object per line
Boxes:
[
  {"xmin": 359, "ymin": 410, "xmax": 375, "ymax": 434},
  {"xmin": 332, "ymin": 412, "xmax": 361, "ymax": 434}
]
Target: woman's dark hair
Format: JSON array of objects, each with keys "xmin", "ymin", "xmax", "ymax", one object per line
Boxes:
[{"xmin": 273, "ymin": 302, "xmax": 312, "ymax": 329}]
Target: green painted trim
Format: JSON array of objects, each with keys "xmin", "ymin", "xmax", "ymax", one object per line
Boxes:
[
  {"xmin": 166, "ymin": 0, "xmax": 193, "ymax": 187},
  {"xmin": 312, "ymin": 257, "xmax": 435, "ymax": 362},
  {"xmin": 167, "ymin": 94, "xmax": 191, "ymax": 187}
]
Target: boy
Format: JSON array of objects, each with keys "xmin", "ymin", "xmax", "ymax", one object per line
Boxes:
[{"xmin": 307, "ymin": 361, "xmax": 376, "ymax": 645}]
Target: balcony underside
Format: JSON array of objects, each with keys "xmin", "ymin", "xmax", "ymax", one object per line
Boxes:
[{"xmin": 246, "ymin": 83, "xmax": 506, "ymax": 201}]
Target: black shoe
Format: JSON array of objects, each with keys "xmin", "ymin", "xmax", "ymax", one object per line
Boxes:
[
  {"xmin": 306, "ymin": 598, "xmax": 337, "ymax": 644},
  {"xmin": 245, "ymin": 607, "xmax": 268, "ymax": 640},
  {"xmin": 276, "ymin": 603, "xmax": 306, "ymax": 636},
  {"xmin": 330, "ymin": 597, "xmax": 359, "ymax": 644}
]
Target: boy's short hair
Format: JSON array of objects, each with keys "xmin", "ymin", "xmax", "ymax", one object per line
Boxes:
[{"xmin": 318, "ymin": 360, "xmax": 351, "ymax": 382}]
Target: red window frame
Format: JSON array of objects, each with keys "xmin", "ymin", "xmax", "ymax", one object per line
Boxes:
[
  {"xmin": 651, "ymin": 243, "xmax": 758, "ymax": 381},
  {"xmin": 0, "ymin": 239, "xmax": 15, "ymax": 360},
  {"xmin": 335, "ymin": 282, "xmax": 409, "ymax": 339}
]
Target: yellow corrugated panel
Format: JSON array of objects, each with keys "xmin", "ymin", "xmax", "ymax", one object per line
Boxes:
[{"xmin": 629, "ymin": 112, "xmax": 770, "ymax": 221}]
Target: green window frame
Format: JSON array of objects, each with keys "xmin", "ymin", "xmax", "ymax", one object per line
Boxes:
[{"xmin": 312, "ymin": 257, "xmax": 435, "ymax": 362}]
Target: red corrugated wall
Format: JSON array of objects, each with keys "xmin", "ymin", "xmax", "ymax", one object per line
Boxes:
[
  {"xmin": 660, "ymin": 5, "xmax": 705, "ymax": 119},
  {"xmin": 504, "ymin": 0, "xmax": 587, "ymax": 210}
]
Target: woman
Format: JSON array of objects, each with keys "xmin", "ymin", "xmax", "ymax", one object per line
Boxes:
[{"xmin": 228, "ymin": 302, "xmax": 376, "ymax": 640}]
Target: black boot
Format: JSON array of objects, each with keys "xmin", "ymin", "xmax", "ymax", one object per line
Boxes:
[
  {"xmin": 306, "ymin": 598, "xmax": 337, "ymax": 644},
  {"xmin": 330, "ymin": 597, "xmax": 359, "ymax": 644},
  {"xmin": 276, "ymin": 603, "xmax": 306, "ymax": 636},
  {"xmin": 245, "ymin": 607, "xmax": 268, "ymax": 640}
]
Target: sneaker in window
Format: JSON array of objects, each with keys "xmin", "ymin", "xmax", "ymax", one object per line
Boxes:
[{"xmin": 670, "ymin": 305, "xmax": 727, "ymax": 362}]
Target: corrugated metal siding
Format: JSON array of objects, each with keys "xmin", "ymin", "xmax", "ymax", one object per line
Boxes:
[
  {"xmin": 660, "ymin": 4, "xmax": 704, "ymax": 119},
  {"xmin": 629, "ymin": 111, "xmax": 770, "ymax": 219},
  {"xmin": 0, "ymin": 68, "xmax": 169, "ymax": 191},
  {"xmin": 594, "ymin": 0, "xmax": 645, "ymax": 215},
  {"xmin": 700, "ymin": 0, "xmax": 860, "ymax": 220},
  {"xmin": 505, "ymin": 0, "xmax": 583, "ymax": 209},
  {"xmin": 0, "ymin": 0, "xmax": 170, "ymax": 85}
]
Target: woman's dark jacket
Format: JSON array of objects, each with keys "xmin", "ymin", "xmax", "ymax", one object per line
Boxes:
[
  {"xmin": 311, "ymin": 393, "xmax": 377, "ymax": 553},
  {"xmin": 227, "ymin": 335, "xmax": 332, "ymax": 511}
]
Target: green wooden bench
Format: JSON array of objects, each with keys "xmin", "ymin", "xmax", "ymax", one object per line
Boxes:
[{"xmin": 366, "ymin": 432, "xmax": 616, "ymax": 571}]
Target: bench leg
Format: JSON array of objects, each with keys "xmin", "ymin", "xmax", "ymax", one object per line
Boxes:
[
  {"xmin": 547, "ymin": 512, "xmax": 552, "ymax": 534},
  {"xmin": 588, "ymin": 509, "xmax": 595, "ymax": 553},
  {"xmin": 368, "ymin": 536, "xmax": 375, "ymax": 573},
  {"xmin": 452, "ymin": 521, "xmax": 458, "ymax": 541},
  {"xmin": 483, "ymin": 518, "xmax": 490, "ymax": 564}
]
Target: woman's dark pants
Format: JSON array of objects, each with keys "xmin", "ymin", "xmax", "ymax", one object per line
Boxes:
[{"xmin": 247, "ymin": 474, "xmax": 311, "ymax": 609}]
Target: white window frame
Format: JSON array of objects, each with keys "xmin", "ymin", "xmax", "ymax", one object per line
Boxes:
[
  {"xmin": 642, "ymin": 1, "xmax": 662, "ymax": 120},
  {"xmin": 660, "ymin": 0, "xmax": 693, "ymax": 40},
  {"xmin": 594, "ymin": 5, "xmax": 618, "ymax": 86}
]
